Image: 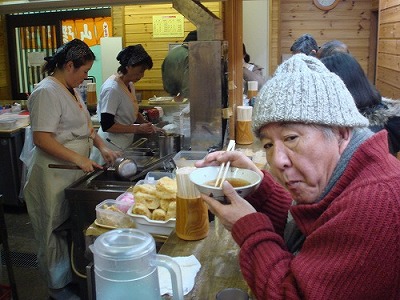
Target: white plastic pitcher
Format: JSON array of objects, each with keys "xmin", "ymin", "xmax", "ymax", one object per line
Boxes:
[{"xmin": 89, "ymin": 228, "xmax": 183, "ymax": 300}]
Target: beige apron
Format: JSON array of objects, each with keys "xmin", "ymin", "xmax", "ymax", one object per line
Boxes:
[
  {"xmin": 91, "ymin": 76, "xmax": 139, "ymax": 164},
  {"xmin": 24, "ymin": 138, "xmax": 91, "ymax": 289}
]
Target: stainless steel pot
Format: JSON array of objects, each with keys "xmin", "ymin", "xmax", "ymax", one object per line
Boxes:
[{"xmin": 158, "ymin": 133, "xmax": 183, "ymax": 157}]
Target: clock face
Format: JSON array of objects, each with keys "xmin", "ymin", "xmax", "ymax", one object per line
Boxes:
[{"xmin": 313, "ymin": 0, "xmax": 339, "ymax": 10}]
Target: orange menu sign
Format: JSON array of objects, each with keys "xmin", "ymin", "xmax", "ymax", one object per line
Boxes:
[{"xmin": 62, "ymin": 17, "xmax": 112, "ymax": 46}]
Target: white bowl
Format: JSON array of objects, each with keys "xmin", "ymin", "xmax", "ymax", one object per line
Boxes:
[{"xmin": 189, "ymin": 166, "xmax": 262, "ymax": 203}]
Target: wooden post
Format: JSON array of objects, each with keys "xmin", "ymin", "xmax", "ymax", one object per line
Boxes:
[{"xmin": 223, "ymin": 0, "xmax": 243, "ymax": 141}]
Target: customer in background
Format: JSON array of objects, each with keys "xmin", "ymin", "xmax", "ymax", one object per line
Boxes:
[
  {"xmin": 196, "ymin": 54, "xmax": 400, "ymax": 299},
  {"xmin": 91, "ymin": 44, "xmax": 162, "ymax": 164},
  {"xmin": 290, "ymin": 33, "xmax": 319, "ymax": 56},
  {"xmin": 321, "ymin": 52, "xmax": 400, "ymax": 156},
  {"xmin": 24, "ymin": 39, "xmax": 120, "ymax": 300},
  {"xmin": 242, "ymin": 43, "xmax": 267, "ymax": 93},
  {"xmin": 161, "ymin": 30, "xmax": 197, "ymax": 102},
  {"xmin": 317, "ymin": 39, "xmax": 349, "ymax": 58}
]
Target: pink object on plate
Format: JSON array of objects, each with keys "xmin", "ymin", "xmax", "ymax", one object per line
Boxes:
[{"xmin": 115, "ymin": 192, "xmax": 135, "ymax": 213}]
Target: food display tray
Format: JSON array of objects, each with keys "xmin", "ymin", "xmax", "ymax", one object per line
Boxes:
[{"xmin": 127, "ymin": 206, "xmax": 175, "ymax": 236}]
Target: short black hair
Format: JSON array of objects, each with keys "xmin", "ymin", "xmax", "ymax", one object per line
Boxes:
[
  {"xmin": 184, "ymin": 30, "xmax": 197, "ymax": 42},
  {"xmin": 290, "ymin": 34, "xmax": 319, "ymax": 56}
]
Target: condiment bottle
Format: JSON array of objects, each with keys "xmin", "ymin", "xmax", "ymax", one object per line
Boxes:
[
  {"xmin": 247, "ymin": 81, "xmax": 258, "ymax": 106},
  {"xmin": 175, "ymin": 167, "xmax": 209, "ymax": 240},
  {"xmin": 236, "ymin": 106, "xmax": 254, "ymax": 145},
  {"xmin": 86, "ymin": 82, "xmax": 97, "ymax": 106}
]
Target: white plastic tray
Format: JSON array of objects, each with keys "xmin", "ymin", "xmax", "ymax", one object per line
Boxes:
[{"xmin": 127, "ymin": 206, "xmax": 175, "ymax": 236}]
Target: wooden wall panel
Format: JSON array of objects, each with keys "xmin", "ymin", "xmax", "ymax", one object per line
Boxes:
[
  {"xmin": 378, "ymin": 39, "xmax": 400, "ymax": 54},
  {"xmin": 271, "ymin": 0, "xmax": 373, "ymax": 75},
  {"xmin": 112, "ymin": 6, "xmax": 125, "ymax": 40},
  {"xmin": 120, "ymin": 2, "xmax": 222, "ymax": 94},
  {"xmin": 269, "ymin": 0, "xmax": 280, "ymax": 76},
  {"xmin": 377, "ymin": 0, "xmax": 400, "ymax": 99}
]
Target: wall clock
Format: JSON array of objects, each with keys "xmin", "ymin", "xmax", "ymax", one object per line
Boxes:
[{"xmin": 313, "ymin": 0, "xmax": 340, "ymax": 11}]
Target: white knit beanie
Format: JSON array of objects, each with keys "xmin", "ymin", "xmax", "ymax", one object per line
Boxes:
[{"xmin": 252, "ymin": 54, "xmax": 369, "ymax": 136}]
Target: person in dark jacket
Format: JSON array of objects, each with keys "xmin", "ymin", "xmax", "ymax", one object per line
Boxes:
[
  {"xmin": 161, "ymin": 30, "xmax": 197, "ymax": 102},
  {"xmin": 321, "ymin": 52, "xmax": 400, "ymax": 156}
]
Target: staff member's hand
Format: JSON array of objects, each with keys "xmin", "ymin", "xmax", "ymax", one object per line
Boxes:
[
  {"xmin": 75, "ymin": 156, "xmax": 103, "ymax": 173},
  {"xmin": 201, "ymin": 181, "xmax": 257, "ymax": 231},
  {"xmin": 100, "ymin": 147, "xmax": 121, "ymax": 166},
  {"xmin": 136, "ymin": 122, "xmax": 158, "ymax": 134}
]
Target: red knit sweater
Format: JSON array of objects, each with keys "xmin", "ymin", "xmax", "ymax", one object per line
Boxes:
[{"xmin": 232, "ymin": 131, "xmax": 400, "ymax": 299}]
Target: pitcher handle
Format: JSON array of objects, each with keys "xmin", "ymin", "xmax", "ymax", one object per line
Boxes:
[{"xmin": 154, "ymin": 254, "xmax": 184, "ymax": 300}]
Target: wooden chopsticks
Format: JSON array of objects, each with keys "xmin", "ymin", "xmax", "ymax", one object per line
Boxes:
[{"xmin": 214, "ymin": 140, "xmax": 236, "ymax": 187}]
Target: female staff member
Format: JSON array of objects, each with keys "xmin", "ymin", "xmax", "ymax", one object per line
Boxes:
[
  {"xmin": 91, "ymin": 44, "xmax": 160, "ymax": 164},
  {"xmin": 24, "ymin": 39, "xmax": 119, "ymax": 299},
  {"xmin": 242, "ymin": 43, "xmax": 266, "ymax": 93},
  {"xmin": 196, "ymin": 54, "xmax": 400, "ymax": 299}
]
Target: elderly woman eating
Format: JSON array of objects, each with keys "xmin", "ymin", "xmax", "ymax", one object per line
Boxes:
[{"xmin": 195, "ymin": 54, "xmax": 400, "ymax": 299}]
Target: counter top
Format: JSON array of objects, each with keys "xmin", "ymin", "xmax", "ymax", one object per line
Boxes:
[
  {"xmin": 139, "ymin": 99, "xmax": 188, "ymax": 108},
  {"xmin": 0, "ymin": 124, "xmax": 28, "ymax": 135},
  {"xmin": 159, "ymin": 219, "xmax": 253, "ymax": 299}
]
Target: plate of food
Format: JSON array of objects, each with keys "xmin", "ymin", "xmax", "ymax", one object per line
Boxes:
[
  {"xmin": 95, "ymin": 199, "xmax": 136, "ymax": 228},
  {"xmin": 127, "ymin": 207, "xmax": 176, "ymax": 236},
  {"xmin": 94, "ymin": 219, "xmax": 117, "ymax": 229},
  {"xmin": 127, "ymin": 176, "xmax": 177, "ymax": 236}
]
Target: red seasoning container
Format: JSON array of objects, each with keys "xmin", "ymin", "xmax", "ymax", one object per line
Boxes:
[{"xmin": 146, "ymin": 108, "xmax": 160, "ymax": 123}]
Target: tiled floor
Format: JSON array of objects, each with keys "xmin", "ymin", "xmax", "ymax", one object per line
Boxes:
[{"xmin": 1, "ymin": 205, "xmax": 48, "ymax": 300}]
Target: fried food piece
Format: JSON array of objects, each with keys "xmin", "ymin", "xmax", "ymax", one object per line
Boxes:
[
  {"xmin": 134, "ymin": 192, "xmax": 160, "ymax": 210},
  {"xmin": 156, "ymin": 177, "xmax": 177, "ymax": 195},
  {"xmin": 103, "ymin": 204, "xmax": 123, "ymax": 213},
  {"xmin": 152, "ymin": 208, "xmax": 167, "ymax": 221},
  {"xmin": 160, "ymin": 199, "xmax": 170, "ymax": 211},
  {"xmin": 156, "ymin": 190, "xmax": 176, "ymax": 201},
  {"xmin": 132, "ymin": 203, "xmax": 151, "ymax": 219},
  {"xmin": 166, "ymin": 201, "xmax": 176, "ymax": 220},
  {"xmin": 133, "ymin": 183, "xmax": 157, "ymax": 194}
]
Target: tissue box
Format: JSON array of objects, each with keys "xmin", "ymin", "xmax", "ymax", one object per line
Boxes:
[{"xmin": 95, "ymin": 199, "xmax": 135, "ymax": 229}]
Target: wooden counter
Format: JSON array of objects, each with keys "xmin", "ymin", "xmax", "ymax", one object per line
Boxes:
[
  {"xmin": 138, "ymin": 98, "xmax": 188, "ymax": 109},
  {"xmin": 159, "ymin": 218, "xmax": 252, "ymax": 299}
]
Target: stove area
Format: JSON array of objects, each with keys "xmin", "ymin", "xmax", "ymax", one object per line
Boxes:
[{"xmin": 65, "ymin": 153, "xmax": 175, "ymax": 299}]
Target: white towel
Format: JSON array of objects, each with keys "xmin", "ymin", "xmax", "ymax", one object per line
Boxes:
[{"xmin": 158, "ymin": 255, "xmax": 201, "ymax": 296}]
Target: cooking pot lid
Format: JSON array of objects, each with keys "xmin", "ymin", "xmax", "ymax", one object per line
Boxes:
[{"xmin": 93, "ymin": 228, "xmax": 155, "ymax": 259}]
